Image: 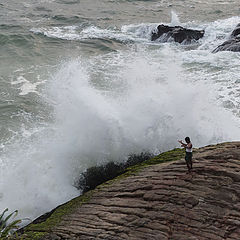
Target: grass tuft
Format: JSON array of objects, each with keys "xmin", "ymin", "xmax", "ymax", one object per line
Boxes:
[{"xmin": 0, "ymin": 208, "xmax": 21, "ymax": 239}]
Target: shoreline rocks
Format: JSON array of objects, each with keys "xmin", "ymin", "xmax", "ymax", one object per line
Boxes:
[
  {"xmin": 17, "ymin": 142, "xmax": 240, "ymax": 240},
  {"xmin": 213, "ymin": 23, "xmax": 240, "ymax": 52},
  {"xmin": 151, "ymin": 24, "xmax": 205, "ymax": 43},
  {"xmin": 151, "ymin": 23, "xmax": 240, "ymax": 53}
]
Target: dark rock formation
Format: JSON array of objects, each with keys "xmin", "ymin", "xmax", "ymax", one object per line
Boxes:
[
  {"xmin": 151, "ymin": 24, "xmax": 205, "ymax": 43},
  {"xmin": 18, "ymin": 142, "xmax": 240, "ymax": 240},
  {"xmin": 213, "ymin": 23, "xmax": 240, "ymax": 53},
  {"xmin": 230, "ymin": 23, "xmax": 240, "ymax": 38},
  {"xmin": 212, "ymin": 38, "xmax": 240, "ymax": 53},
  {"xmin": 77, "ymin": 152, "xmax": 152, "ymax": 193}
]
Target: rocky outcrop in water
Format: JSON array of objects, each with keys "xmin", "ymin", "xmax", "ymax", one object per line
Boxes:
[
  {"xmin": 151, "ymin": 24, "xmax": 205, "ymax": 43},
  {"xmin": 230, "ymin": 23, "xmax": 240, "ymax": 38},
  {"xmin": 18, "ymin": 142, "xmax": 240, "ymax": 240},
  {"xmin": 213, "ymin": 23, "xmax": 240, "ymax": 52}
]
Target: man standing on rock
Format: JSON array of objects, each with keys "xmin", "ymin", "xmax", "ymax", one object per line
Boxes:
[{"xmin": 178, "ymin": 137, "xmax": 193, "ymax": 172}]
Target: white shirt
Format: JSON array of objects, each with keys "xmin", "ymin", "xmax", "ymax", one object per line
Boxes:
[{"xmin": 186, "ymin": 143, "xmax": 192, "ymax": 152}]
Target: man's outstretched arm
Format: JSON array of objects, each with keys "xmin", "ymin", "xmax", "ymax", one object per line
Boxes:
[{"xmin": 178, "ymin": 140, "xmax": 187, "ymax": 148}]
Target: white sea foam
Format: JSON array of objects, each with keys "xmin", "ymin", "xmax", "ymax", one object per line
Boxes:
[
  {"xmin": 11, "ymin": 76, "xmax": 44, "ymax": 95},
  {"xmin": 30, "ymin": 15, "xmax": 240, "ymax": 47},
  {"xmin": 30, "ymin": 25, "xmax": 145, "ymax": 42}
]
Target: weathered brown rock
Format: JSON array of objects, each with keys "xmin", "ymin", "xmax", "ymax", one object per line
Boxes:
[{"xmin": 20, "ymin": 142, "xmax": 240, "ymax": 240}]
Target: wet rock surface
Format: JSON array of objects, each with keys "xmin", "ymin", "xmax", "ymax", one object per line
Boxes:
[
  {"xmin": 212, "ymin": 38, "xmax": 240, "ymax": 53},
  {"xmin": 151, "ymin": 24, "xmax": 205, "ymax": 43},
  {"xmin": 213, "ymin": 23, "xmax": 240, "ymax": 52},
  {"xmin": 230, "ymin": 23, "xmax": 240, "ymax": 38},
  {"xmin": 20, "ymin": 142, "xmax": 240, "ymax": 240}
]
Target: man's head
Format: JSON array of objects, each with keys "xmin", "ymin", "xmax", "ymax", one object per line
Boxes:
[{"xmin": 185, "ymin": 137, "xmax": 190, "ymax": 143}]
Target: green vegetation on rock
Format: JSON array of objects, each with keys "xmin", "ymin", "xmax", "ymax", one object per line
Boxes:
[
  {"xmin": 102, "ymin": 148, "xmax": 185, "ymax": 183},
  {"xmin": 16, "ymin": 148, "xmax": 185, "ymax": 240},
  {"xmin": 19, "ymin": 190, "xmax": 94, "ymax": 240}
]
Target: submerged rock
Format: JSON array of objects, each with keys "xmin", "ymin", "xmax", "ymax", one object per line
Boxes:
[
  {"xmin": 213, "ymin": 23, "xmax": 240, "ymax": 53},
  {"xmin": 151, "ymin": 24, "xmax": 205, "ymax": 43}
]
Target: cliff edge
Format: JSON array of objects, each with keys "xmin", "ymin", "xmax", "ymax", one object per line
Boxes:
[{"xmin": 19, "ymin": 142, "xmax": 240, "ymax": 240}]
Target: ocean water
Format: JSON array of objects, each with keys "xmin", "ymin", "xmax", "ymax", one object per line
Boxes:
[{"xmin": 0, "ymin": 0, "xmax": 240, "ymax": 224}]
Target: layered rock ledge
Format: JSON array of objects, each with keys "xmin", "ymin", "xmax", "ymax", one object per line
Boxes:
[{"xmin": 19, "ymin": 142, "xmax": 240, "ymax": 240}]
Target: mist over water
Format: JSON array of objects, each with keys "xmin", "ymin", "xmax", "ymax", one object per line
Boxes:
[{"xmin": 1, "ymin": 1, "xmax": 240, "ymax": 223}]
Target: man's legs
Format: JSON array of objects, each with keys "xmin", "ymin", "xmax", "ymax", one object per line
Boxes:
[
  {"xmin": 185, "ymin": 155, "xmax": 191, "ymax": 172},
  {"xmin": 189, "ymin": 153, "xmax": 193, "ymax": 170},
  {"xmin": 185, "ymin": 153, "xmax": 193, "ymax": 172}
]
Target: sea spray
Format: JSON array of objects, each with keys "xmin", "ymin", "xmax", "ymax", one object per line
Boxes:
[
  {"xmin": 170, "ymin": 10, "xmax": 181, "ymax": 26},
  {"xmin": 49, "ymin": 45, "xmax": 240, "ymax": 165}
]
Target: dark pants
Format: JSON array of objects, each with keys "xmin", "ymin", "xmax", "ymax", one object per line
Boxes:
[{"xmin": 185, "ymin": 152, "xmax": 193, "ymax": 171}]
